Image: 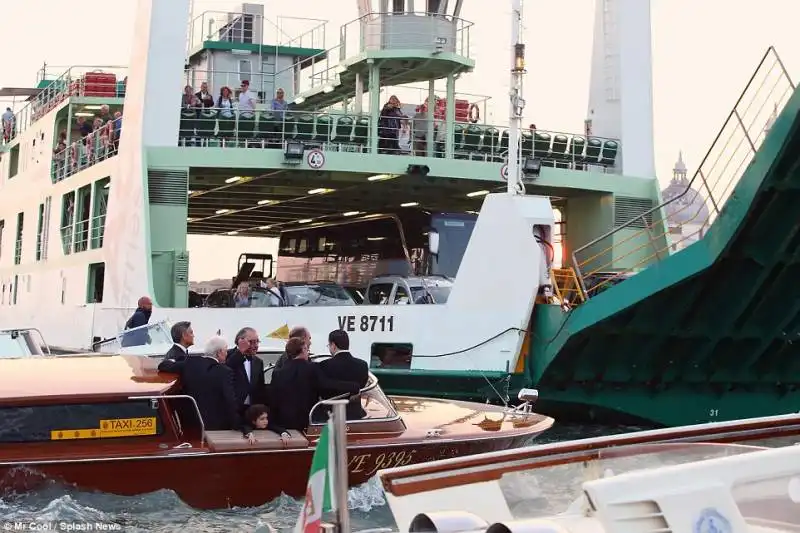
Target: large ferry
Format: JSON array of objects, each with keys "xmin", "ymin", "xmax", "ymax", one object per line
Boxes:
[{"xmin": 0, "ymin": 0, "xmax": 798, "ymax": 427}]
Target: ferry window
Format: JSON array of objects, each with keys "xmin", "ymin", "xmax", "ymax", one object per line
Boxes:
[
  {"xmin": 367, "ymin": 283, "xmax": 393, "ymax": 305},
  {"xmin": 370, "ymin": 343, "xmax": 413, "ymax": 370},
  {"xmin": 0, "ymin": 401, "xmax": 164, "ymax": 443},
  {"xmin": 298, "ymin": 238, "xmax": 308, "ymax": 254},
  {"xmin": 238, "ymin": 59, "xmax": 252, "ymax": 83}
]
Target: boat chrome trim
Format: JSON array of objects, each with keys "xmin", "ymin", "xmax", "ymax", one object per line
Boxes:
[
  {"xmin": 307, "ymin": 371, "xmax": 404, "ymax": 427},
  {"xmin": 128, "ymin": 394, "xmax": 206, "ymax": 447}
]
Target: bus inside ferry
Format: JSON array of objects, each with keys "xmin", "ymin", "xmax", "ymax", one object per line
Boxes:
[{"xmin": 276, "ymin": 208, "xmax": 477, "ymax": 289}]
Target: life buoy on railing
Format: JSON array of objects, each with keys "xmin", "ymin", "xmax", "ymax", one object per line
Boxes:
[{"xmin": 468, "ymin": 103, "xmax": 480, "ymax": 124}]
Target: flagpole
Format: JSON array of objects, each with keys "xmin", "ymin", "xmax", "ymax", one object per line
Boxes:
[{"xmin": 328, "ymin": 399, "xmax": 351, "ymax": 533}]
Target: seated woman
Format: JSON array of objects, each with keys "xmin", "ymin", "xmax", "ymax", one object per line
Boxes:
[{"xmin": 241, "ymin": 404, "xmax": 290, "ymax": 445}]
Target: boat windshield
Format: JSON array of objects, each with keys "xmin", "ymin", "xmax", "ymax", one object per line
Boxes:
[
  {"xmin": 497, "ymin": 442, "xmax": 768, "ymax": 520},
  {"xmin": 95, "ymin": 321, "xmax": 174, "ymax": 355},
  {"xmin": 308, "ymin": 372, "xmax": 398, "ymax": 425},
  {"xmin": 0, "ymin": 328, "xmax": 49, "ymax": 358}
]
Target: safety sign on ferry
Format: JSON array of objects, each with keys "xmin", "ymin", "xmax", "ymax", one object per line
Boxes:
[
  {"xmin": 500, "ymin": 164, "xmax": 509, "ymax": 181},
  {"xmin": 307, "ymin": 149, "xmax": 325, "ymax": 169}
]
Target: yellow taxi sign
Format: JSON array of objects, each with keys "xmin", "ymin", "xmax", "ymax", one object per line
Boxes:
[
  {"xmin": 49, "ymin": 417, "xmax": 158, "ymax": 441},
  {"xmin": 99, "ymin": 417, "xmax": 157, "ymax": 437}
]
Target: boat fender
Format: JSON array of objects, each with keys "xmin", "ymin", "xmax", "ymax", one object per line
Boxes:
[
  {"xmin": 468, "ymin": 103, "xmax": 480, "ymax": 124},
  {"xmin": 410, "ymin": 511, "xmax": 489, "ymax": 532}
]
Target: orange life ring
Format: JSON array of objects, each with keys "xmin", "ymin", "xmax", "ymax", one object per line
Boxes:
[{"xmin": 468, "ymin": 103, "xmax": 480, "ymax": 124}]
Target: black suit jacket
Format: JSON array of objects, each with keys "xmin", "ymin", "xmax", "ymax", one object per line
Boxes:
[
  {"xmin": 226, "ymin": 348, "xmax": 267, "ymax": 408},
  {"xmin": 163, "ymin": 344, "xmax": 189, "ymax": 362},
  {"xmin": 158, "ymin": 355, "xmax": 239, "ymax": 431},
  {"xmin": 318, "ymin": 352, "xmax": 369, "ymax": 420},
  {"xmin": 270, "ymin": 358, "xmax": 360, "ymax": 432}
]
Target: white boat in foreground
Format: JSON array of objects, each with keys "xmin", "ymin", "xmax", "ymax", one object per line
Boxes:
[{"xmin": 377, "ymin": 413, "xmax": 800, "ymax": 532}]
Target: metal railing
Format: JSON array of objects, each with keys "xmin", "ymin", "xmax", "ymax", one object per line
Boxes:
[
  {"xmin": 187, "ymin": 11, "xmax": 328, "ymax": 53},
  {"xmin": 176, "ymin": 106, "xmax": 621, "ymax": 170},
  {"xmin": 60, "ymin": 214, "xmax": 106, "ymax": 256},
  {"xmin": 53, "ymin": 118, "xmax": 121, "ymax": 182},
  {"xmin": 128, "ymin": 394, "xmax": 206, "ymax": 448},
  {"xmin": 0, "ymin": 66, "xmax": 126, "ymax": 143},
  {"xmin": 572, "ymin": 47, "xmax": 795, "ymax": 298},
  {"xmin": 269, "ymin": 12, "xmax": 473, "ymax": 98}
]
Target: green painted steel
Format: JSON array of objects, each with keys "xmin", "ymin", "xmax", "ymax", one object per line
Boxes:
[{"xmin": 530, "ymin": 82, "xmax": 800, "ymax": 427}]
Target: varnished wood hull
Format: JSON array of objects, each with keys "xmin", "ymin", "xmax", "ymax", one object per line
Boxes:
[{"xmin": 0, "ymin": 433, "xmax": 538, "ymax": 509}]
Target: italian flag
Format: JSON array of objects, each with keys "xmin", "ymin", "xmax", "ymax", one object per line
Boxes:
[{"xmin": 294, "ymin": 420, "xmax": 338, "ymax": 533}]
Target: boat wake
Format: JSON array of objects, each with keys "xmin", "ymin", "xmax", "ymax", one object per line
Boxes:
[{"xmin": 0, "ymin": 476, "xmax": 393, "ymax": 532}]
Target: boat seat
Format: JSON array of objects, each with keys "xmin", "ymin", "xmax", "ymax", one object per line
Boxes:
[{"xmin": 204, "ymin": 430, "xmax": 309, "ymax": 452}]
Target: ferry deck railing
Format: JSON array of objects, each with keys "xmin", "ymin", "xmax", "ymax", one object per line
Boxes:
[
  {"xmin": 175, "ymin": 106, "xmax": 621, "ymax": 172},
  {"xmin": 0, "ymin": 66, "xmax": 126, "ymax": 144},
  {"xmin": 571, "ymin": 46, "xmax": 795, "ymax": 298},
  {"xmin": 52, "ymin": 119, "xmax": 121, "ymax": 183},
  {"xmin": 187, "ymin": 11, "xmax": 328, "ymax": 53}
]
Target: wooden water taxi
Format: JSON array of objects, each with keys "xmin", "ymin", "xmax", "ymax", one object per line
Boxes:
[
  {"xmin": 378, "ymin": 413, "xmax": 800, "ymax": 532},
  {"xmin": 0, "ymin": 353, "xmax": 552, "ymax": 509}
]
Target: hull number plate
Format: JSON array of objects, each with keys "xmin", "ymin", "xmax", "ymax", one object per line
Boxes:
[{"xmin": 338, "ymin": 315, "xmax": 395, "ymax": 332}]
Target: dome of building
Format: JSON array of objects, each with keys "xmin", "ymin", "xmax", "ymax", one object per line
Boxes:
[{"xmin": 661, "ymin": 151, "xmax": 710, "ymax": 226}]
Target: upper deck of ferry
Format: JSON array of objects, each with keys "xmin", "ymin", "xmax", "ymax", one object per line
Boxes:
[{"xmin": 0, "ymin": 1, "xmax": 664, "ymax": 310}]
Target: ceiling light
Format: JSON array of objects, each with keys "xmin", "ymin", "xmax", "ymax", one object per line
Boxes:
[
  {"xmin": 257, "ymin": 199, "xmax": 274, "ymax": 205},
  {"xmin": 215, "ymin": 209, "xmax": 231, "ymax": 215},
  {"xmin": 82, "ymin": 105, "xmax": 103, "ymax": 110},
  {"xmin": 308, "ymin": 188, "xmax": 334, "ymax": 195},
  {"xmin": 74, "ymin": 112, "xmax": 94, "ymax": 117},
  {"xmin": 367, "ymin": 174, "xmax": 397, "ymax": 182},
  {"xmin": 258, "ymin": 225, "xmax": 272, "ymax": 230},
  {"xmin": 297, "ymin": 218, "xmax": 313, "ymax": 224},
  {"xmin": 466, "ymin": 190, "xmax": 490, "ymax": 197},
  {"xmin": 367, "ymin": 237, "xmax": 386, "ymax": 241},
  {"xmin": 227, "ymin": 231, "xmax": 239, "ymax": 235},
  {"xmin": 103, "ymin": 182, "xmax": 110, "ymax": 189},
  {"xmin": 362, "ymin": 213, "xmax": 383, "ymax": 219},
  {"xmin": 342, "ymin": 211, "xmax": 360, "ymax": 216},
  {"xmin": 400, "ymin": 202, "xmax": 418, "ymax": 207},
  {"xmin": 187, "ymin": 190, "xmax": 194, "ymax": 195},
  {"xmin": 187, "ymin": 217, "xmax": 195, "ymax": 222},
  {"xmin": 225, "ymin": 176, "xmax": 242, "ymax": 184}
]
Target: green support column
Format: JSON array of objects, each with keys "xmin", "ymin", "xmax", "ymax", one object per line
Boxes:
[
  {"xmin": 368, "ymin": 61, "xmax": 380, "ymax": 154},
  {"xmin": 445, "ymin": 73, "xmax": 456, "ymax": 159},
  {"xmin": 426, "ymin": 80, "xmax": 435, "ymax": 157}
]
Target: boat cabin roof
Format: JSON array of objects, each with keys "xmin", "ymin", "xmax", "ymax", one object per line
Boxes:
[{"xmin": 0, "ymin": 354, "xmax": 176, "ymax": 405}]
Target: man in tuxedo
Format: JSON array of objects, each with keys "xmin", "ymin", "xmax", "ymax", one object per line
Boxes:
[
  {"xmin": 157, "ymin": 335, "xmax": 239, "ymax": 431},
  {"xmin": 226, "ymin": 327, "xmax": 267, "ymax": 415},
  {"xmin": 162, "ymin": 321, "xmax": 194, "ymax": 362},
  {"xmin": 318, "ymin": 329, "xmax": 369, "ymax": 420},
  {"xmin": 270, "ymin": 337, "xmax": 360, "ymax": 431}
]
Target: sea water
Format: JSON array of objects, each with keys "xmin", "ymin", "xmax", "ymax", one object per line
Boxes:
[{"xmin": 0, "ymin": 424, "xmax": 639, "ymax": 532}]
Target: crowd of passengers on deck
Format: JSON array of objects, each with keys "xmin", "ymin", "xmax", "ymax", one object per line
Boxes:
[
  {"xmin": 52, "ymin": 104, "xmax": 122, "ymax": 180},
  {"xmin": 124, "ymin": 299, "xmax": 367, "ymax": 444}
]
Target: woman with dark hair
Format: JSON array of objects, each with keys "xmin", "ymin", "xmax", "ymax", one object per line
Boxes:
[{"xmin": 378, "ymin": 95, "xmax": 405, "ymax": 154}]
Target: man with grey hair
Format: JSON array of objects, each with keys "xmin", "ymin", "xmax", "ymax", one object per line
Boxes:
[
  {"xmin": 161, "ymin": 321, "xmax": 194, "ymax": 362},
  {"xmin": 204, "ymin": 335, "xmax": 229, "ymax": 364},
  {"xmin": 226, "ymin": 327, "xmax": 266, "ymax": 414},
  {"xmin": 158, "ymin": 335, "xmax": 239, "ymax": 431}
]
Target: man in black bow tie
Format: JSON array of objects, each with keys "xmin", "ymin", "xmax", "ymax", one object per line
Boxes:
[{"xmin": 226, "ymin": 327, "xmax": 267, "ymax": 415}]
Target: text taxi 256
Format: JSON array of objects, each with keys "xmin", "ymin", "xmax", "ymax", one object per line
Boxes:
[{"xmin": 337, "ymin": 314, "xmax": 395, "ymax": 333}]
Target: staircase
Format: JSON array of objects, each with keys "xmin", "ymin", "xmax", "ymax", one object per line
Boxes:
[{"xmin": 531, "ymin": 47, "xmax": 800, "ymax": 426}]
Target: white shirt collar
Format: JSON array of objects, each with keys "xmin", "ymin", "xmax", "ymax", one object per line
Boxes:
[{"xmin": 174, "ymin": 343, "xmax": 188, "ymax": 353}]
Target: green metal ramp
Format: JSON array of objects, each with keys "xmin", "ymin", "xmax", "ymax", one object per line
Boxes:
[{"xmin": 531, "ymin": 47, "xmax": 800, "ymax": 426}]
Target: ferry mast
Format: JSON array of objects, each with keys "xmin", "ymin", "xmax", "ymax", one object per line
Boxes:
[{"xmin": 507, "ymin": 0, "xmax": 526, "ymax": 195}]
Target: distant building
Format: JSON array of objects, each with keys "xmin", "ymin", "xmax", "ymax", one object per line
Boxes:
[{"xmin": 661, "ymin": 151, "xmax": 710, "ymax": 252}]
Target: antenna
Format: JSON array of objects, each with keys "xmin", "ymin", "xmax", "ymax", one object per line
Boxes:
[{"xmin": 506, "ymin": 0, "xmax": 526, "ymax": 195}]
